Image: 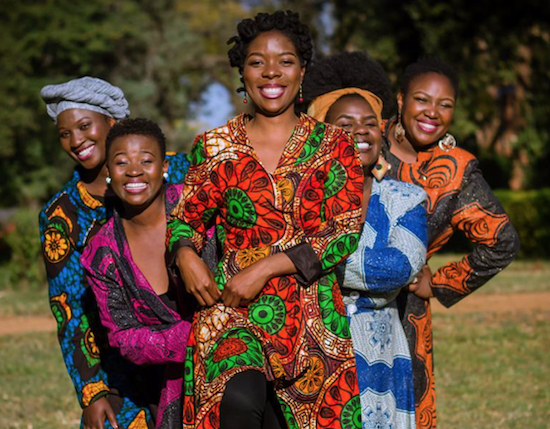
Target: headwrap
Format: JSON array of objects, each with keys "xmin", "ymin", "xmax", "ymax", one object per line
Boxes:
[
  {"xmin": 40, "ymin": 76, "xmax": 130, "ymax": 123},
  {"xmin": 307, "ymin": 87, "xmax": 383, "ymax": 125}
]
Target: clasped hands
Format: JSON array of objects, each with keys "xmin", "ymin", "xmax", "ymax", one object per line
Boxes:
[{"xmin": 176, "ymin": 247, "xmax": 273, "ymax": 307}]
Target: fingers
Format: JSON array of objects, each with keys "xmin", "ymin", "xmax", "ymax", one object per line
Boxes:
[{"xmin": 105, "ymin": 406, "xmax": 119, "ymax": 429}]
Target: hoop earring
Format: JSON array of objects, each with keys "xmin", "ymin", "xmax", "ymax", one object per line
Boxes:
[
  {"xmin": 438, "ymin": 133, "xmax": 457, "ymax": 151},
  {"xmin": 298, "ymin": 83, "xmax": 304, "ymax": 103},
  {"xmin": 371, "ymin": 153, "xmax": 391, "ymax": 181},
  {"xmin": 242, "ymin": 91, "xmax": 248, "ymax": 104},
  {"xmin": 163, "ymin": 172, "xmax": 169, "ymax": 181},
  {"xmin": 105, "ymin": 176, "xmax": 111, "ymax": 185},
  {"xmin": 394, "ymin": 111, "xmax": 405, "ymax": 143}
]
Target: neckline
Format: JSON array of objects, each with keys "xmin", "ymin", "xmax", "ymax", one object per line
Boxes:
[{"xmin": 235, "ymin": 113, "xmax": 306, "ymax": 176}]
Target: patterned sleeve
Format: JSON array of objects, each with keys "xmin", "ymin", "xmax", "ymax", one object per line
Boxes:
[
  {"xmin": 286, "ymin": 129, "xmax": 364, "ymax": 285},
  {"xmin": 81, "ymin": 241, "xmax": 191, "ymax": 366},
  {"xmin": 345, "ymin": 204, "xmax": 427, "ymax": 293},
  {"xmin": 38, "ymin": 207, "xmax": 110, "ymax": 408},
  {"xmin": 167, "ymin": 133, "xmax": 222, "ymax": 258},
  {"xmin": 431, "ymin": 159, "xmax": 520, "ymax": 307}
]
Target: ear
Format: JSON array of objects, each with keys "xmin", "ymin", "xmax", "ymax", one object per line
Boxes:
[
  {"xmin": 300, "ymin": 64, "xmax": 306, "ymax": 82},
  {"xmin": 397, "ymin": 92, "xmax": 404, "ymax": 114},
  {"xmin": 162, "ymin": 158, "xmax": 169, "ymax": 174},
  {"xmin": 107, "ymin": 117, "xmax": 116, "ymax": 127}
]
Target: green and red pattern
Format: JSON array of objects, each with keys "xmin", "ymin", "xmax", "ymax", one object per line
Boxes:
[{"xmin": 169, "ymin": 114, "xmax": 363, "ymax": 428}]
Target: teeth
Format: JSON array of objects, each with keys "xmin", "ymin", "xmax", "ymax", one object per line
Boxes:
[
  {"xmin": 357, "ymin": 142, "xmax": 372, "ymax": 150},
  {"xmin": 419, "ymin": 122, "xmax": 437, "ymax": 132},
  {"xmin": 125, "ymin": 182, "xmax": 147, "ymax": 190},
  {"xmin": 261, "ymin": 87, "xmax": 284, "ymax": 95},
  {"xmin": 77, "ymin": 146, "xmax": 93, "ymax": 157}
]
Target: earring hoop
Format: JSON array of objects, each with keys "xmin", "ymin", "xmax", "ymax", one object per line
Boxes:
[{"xmin": 438, "ymin": 133, "xmax": 457, "ymax": 151}]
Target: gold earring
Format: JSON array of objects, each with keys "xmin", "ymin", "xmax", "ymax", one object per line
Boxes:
[
  {"xmin": 394, "ymin": 112, "xmax": 405, "ymax": 142},
  {"xmin": 438, "ymin": 133, "xmax": 457, "ymax": 151}
]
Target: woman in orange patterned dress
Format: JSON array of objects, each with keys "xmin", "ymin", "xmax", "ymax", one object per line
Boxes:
[
  {"xmin": 167, "ymin": 10, "xmax": 364, "ymax": 429},
  {"xmin": 383, "ymin": 57, "xmax": 520, "ymax": 429}
]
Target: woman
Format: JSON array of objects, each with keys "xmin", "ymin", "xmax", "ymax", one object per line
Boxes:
[
  {"xmin": 304, "ymin": 51, "xmax": 427, "ymax": 429},
  {"xmin": 80, "ymin": 118, "xmax": 198, "ymax": 429},
  {"xmin": 383, "ymin": 58, "xmax": 520, "ymax": 429},
  {"xmin": 168, "ymin": 11, "xmax": 364, "ymax": 429},
  {"xmin": 39, "ymin": 77, "xmax": 189, "ymax": 429}
]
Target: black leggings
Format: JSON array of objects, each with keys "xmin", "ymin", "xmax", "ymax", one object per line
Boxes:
[{"xmin": 220, "ymin": 370, "xmax": 287, "ymax": 429}]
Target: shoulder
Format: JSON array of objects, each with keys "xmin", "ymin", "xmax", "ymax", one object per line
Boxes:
[
  {"xmin": 377, "ymin": 178, "xmax": 427, "ymax": 216},
  {"xmin": 432, "ymin": 145, "xmax": 477, "ymax": 167},
  {"xmin": 165, "ymin": 152, "xmax": 190, "ymax": 184},
  {"xmin": 39, "ymin": 176, "xmax": 80, "ymax": 234},
  {"xmin": 80, "ymin": 218, "xmax": 117, "ymax": 270},
  {"xmin": 188, "ymin": 117, "xmax": 239, "ymax": 164}
]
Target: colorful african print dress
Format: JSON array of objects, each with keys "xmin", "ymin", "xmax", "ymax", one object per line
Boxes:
[
  {"xmin": 382, "ymin": 134, "xmax": 520, "ymax": 429},
  {"xmin": 39, "ymin": 154, "xmax": 189, "ymax": 429},
  {"xmin": 341, "ymin": 178, "xmax": 427, "ymax": 429},
  {"xmin": 167, "ymin": 113, "xmax": 364, "ymax": 429}
]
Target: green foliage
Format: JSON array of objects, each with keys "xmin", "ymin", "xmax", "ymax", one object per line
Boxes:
[
  {"xmin": 494, "ymin": 189, "xmax": 550, "ymax": 258},
  {"xmin": 4, "ymin": 208, "xmax": 45, "ymax": 289}
]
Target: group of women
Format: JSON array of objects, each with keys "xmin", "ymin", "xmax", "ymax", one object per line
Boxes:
[{"xmin": 39, "ymin": 10, "xmax": 519, "ymax": 429}]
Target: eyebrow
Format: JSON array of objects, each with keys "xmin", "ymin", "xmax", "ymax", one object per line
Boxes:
[
  {"xmin": 337, "ymin": 114, "xmax": 377, "ymax": 121},
  {"xmin": 246, "ymin": 51, "xmax": 299, "ymax": 58},
  {"xmin": 412, "ymin": 90, "xmax": 455, "ymax": 102},
  {"xmin": 57, "ymin": 117, "xmax": 92, "ymax": 130}
]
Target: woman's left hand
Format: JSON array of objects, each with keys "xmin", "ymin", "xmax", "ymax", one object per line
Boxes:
[
  {"xmin": 222, "ymin": 260, "xmax": 271, "ymax": 307},
  {"xmin": 408, "ymin": 264, "xmax": 435, "ymax": 299}
]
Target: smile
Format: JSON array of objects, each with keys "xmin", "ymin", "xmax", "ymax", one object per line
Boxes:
[
  {"xmin": 417, "ymin": 121, "xmax": 438, "ymax": 133},
  {"xmin": 75, "ymin": 145, "xmax": 94, "ymax": 160},
  {"xmin": 124, "ymin": 182, "xmax": 148, "ymax": 193},
  {"xmin": 356, "ymin": 142, "xmax": 373, "ymax": 152},
  {"xmin": 259, "ymin": 85, "xmax": 285, "ymax": 99}
]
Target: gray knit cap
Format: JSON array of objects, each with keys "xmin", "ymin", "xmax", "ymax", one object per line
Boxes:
[{"xmin": 40, "ymin": 76, "xmax": 130, "ymax": 123}]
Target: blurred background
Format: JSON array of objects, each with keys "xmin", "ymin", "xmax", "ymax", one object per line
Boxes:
[{"xmin": 0, "ymin": 0, "xmax": 548, "ymax": 428}]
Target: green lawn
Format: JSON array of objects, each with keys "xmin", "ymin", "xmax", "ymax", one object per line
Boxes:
[{"xmin": 0, "ymin": 256, "xmax": 549, "ymax": 428}]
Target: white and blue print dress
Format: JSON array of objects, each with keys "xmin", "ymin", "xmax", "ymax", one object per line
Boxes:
[{"xmin": 342, "ymin": 178, "xmax": 427, "ymax": 429}]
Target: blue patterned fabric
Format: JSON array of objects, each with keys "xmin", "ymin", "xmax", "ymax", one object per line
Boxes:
[
  {"xmin": 38, "ymin": 153, "xmax": 189, "ymax": 428},
  {"xmin": 342, "ymin": 178, "xmax": 427, "ymax": 429}
]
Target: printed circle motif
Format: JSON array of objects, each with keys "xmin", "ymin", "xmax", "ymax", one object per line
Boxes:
[
  {"xmin": 249, "ymin": 294, "xmax": 286, "ymax": 335},
  {"xmin": 224, "ymin": 187, "xmax": 257, "ymax": 228}
]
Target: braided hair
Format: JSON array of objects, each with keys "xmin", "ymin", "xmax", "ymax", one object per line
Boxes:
[
  {"xmin": 227, "ymin": 10, "xmax": 313, "ymax": 80},
  {"xmin": 301, "ymin": 51, "xmax": 394, "ymax": 117}
]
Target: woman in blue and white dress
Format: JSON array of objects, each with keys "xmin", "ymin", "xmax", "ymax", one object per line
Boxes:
[{"xmin": 304, "ymin": 51, "xmax": 427, "ymax": 429}]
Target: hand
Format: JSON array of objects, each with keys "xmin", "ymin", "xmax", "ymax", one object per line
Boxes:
[
  {"xmin": 222, "ymin": 259, "xmax": 272, "ymax": 308},
  {"xmin": 176, "ymin": 246, "xmax": 220, "ymax": 306},
  {"xmin": 408, "ymin": 264, "xmax": 434, "ymax": 299},
  {"xmin": 82, "ymin": 396, "xmax": 118, "ymax": 429}
]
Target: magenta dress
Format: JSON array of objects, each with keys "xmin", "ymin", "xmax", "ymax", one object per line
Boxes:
[{"xmin": 81, "ymin": 184, "xmax": 192, "ymax": 429}]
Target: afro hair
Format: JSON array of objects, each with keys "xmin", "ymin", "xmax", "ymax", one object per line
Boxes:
[
  {"xmin": 106, "ymin": 117, "xmax": 166, "ymax": 159},
  {"xmin": 400, "ymin": 57, "xmax": 459, "ymax": 99}
]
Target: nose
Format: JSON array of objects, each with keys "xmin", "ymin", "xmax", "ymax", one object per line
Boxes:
[
  {"xmin": 262, "ymin": 60, "xmax": 282, "ymax": 79},
  {"xmin": 70, "ymin": 130, "xmax": 85, "ymax": 148},
  {"xmin": 353, "ymin": 124, "xmax": 369, "ymax": 139},
  {"xmin": 126, "ymin": 161, "xmax": 143, "ymax": 177},
  {"xmin": 424, "ymin": 102, "xmax": 438, "ymax": 119}
]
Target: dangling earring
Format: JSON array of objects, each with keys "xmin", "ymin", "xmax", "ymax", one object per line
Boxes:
[
  {"xmin": 105, "ymin": 176, "xmax": 112, "ymax": 185},
  {"xmin": 438, "ymin": 133, "xmax": 457, "ymax": 151},
  {"xmin": 242, "ymin": 91, "xmax": 248, "ymax": 104},
  {"xmin": 371, "ymin": 153, "xmax": 391, "ymax": 181},
  {"xmin": 298, "ymin": 83, "xmax": 304, "ymax": 103},
  {"xmin": 394, "ymin": 111, "xmax": 405, "ymax": 143},
  {"xmin": 163, "ymin": 172, "xmax": 169, "ymax": 182}
]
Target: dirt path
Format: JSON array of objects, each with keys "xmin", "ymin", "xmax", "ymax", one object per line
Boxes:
[
  {"xmin": 431, "ymin": 290, "xmax": 550, "ymax": 315},
  {"xmin": 0, "ymin": 291, "xmax": 549, "ymax": 336}
]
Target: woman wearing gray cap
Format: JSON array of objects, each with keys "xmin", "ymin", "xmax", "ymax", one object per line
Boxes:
[{"xmin": 39, "ymin": 77, "xmax": 190, "ymax": 429}]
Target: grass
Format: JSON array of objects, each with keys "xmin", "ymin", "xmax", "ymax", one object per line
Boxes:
[
  {"xmin": 0, "ymin": 256, "xmax": 548, "ymax": 428},
  {"xmin": 0, "ymin": 332, "xmax": 80, "ymax": 429}
]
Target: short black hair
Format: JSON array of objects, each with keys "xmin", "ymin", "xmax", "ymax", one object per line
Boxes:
[
  {"xmin": 400, "ymin": 57, "xmax": 459, "ymax": 99},
  {"xmin": 106, "ymin": 118, "xmax": 166, "ymax": 159},
  {"xmin": 301, "ymin": 51, "xmax": 394, "ymax": 117},
  {"xmin": 227, "ymin": 10, "xmax": 313, "ymax": 76}
]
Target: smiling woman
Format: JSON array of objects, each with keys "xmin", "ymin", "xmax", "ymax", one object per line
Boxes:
[
  {"xmin": 81, "ymin": 118, "xmax": 195, "ymax": 429},
  {"xmin": 167, "ymin": 10, "xmax": 364, "ymax": 429}
]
